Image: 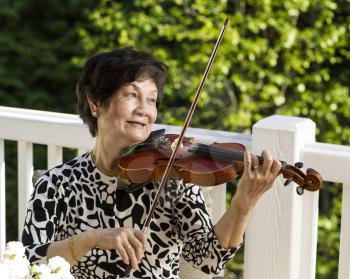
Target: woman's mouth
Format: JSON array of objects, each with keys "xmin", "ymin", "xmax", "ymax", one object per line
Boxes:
[{"xmin": 127, "ymin": 121, "xmax": 146, "ymax": 128}]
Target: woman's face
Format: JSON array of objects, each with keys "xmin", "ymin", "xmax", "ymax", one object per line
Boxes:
[{"xmin": 97, "ymin": 78, "xmax": 158, "ymax": 147}]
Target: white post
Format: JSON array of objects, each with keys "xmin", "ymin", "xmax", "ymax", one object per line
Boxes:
[
  {"xmin": 0, "ymin": 139, "xmax": 5, "ymax": 258},
  {"xmin": 244, "ymin": 115, "xmax": 318, "ymax": 279},
  {"xmin": 48, "ymin": 144, "xmax": 63, "ymax": 169},
  {"xmin": 18, "ymin": 141, "xmax": 33, "ymax": 240},
  {"xmin": 339, "ymin": 181, "xmax": 350, "ymax": 279},
  {"xmin": 209, "ymin": 184, "xmax": 227, "ymax": 225},
  {"xmin": 78, "ymin": 148, "xmax": 89, "ymax": 156}
]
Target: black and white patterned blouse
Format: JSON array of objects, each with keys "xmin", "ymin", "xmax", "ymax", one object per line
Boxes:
[{"xmin": 22, "ymin": 153, "xmax": 239, "ymax": 278}]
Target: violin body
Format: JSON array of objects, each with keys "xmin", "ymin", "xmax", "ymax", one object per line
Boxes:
[{"xmin": 119, "ymin": 134, "xmax": 245, "ymax": 186}]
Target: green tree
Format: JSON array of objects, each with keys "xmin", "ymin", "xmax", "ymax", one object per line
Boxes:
[
  {"xmin": 0, "ymin": 0, "xmax": 97, "ymax": 112},
  {"xmin": 74, "ymin": 0, "xmax": 350, "ymax": 143}
]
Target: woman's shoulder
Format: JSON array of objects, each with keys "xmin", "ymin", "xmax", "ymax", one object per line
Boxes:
[
  {"xmin": 35, "ymin": 152, "xmax": 92, "ymax": 187},
  {"xmin": 55, "ymin": 152, "xmax": 92, "ymax": 171}
]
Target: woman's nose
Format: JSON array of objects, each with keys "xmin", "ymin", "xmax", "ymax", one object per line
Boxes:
[{"xmin": 135, "ymin": 98, "xmax": 148, "ymax": 115}]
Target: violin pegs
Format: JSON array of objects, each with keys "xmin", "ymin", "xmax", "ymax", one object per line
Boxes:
[
  {"xmin": 294, "ymin": 162, "xmax": 304, "ymax": 168},
  {"xmin": 306, "ymin": 168, "xmax": 316, "ymax": 174},
  {"xmin": 284, "ymin": 178, "xmax": 293, "ymax": 186},
  {"xmin": 296, "ymin": 186, "xmax": 305, "ymax": 195}
]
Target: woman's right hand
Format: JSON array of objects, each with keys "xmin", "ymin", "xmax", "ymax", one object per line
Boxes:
[{"xmin": 91, "ymin": 228, "xmax": 147, "ymax": 270}]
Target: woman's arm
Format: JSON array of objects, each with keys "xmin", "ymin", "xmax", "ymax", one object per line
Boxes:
[
  {"xmin": 23, "ymin": 170, "xmax": 147, "ymax": 270},
  {"xmin": 214, "ymin": 149, "xmax": 282, "ymax": 248},
  {"xmin": 173, "ymin": 181, "xmax": 240, "ymax": 275},
  {"xmin": 46, "ymin": 228, "xmax": 147, "ymax": 269},
  {"xmin": 46, "ymin": 231, "xmax": 94, "ymax": 266},
  {"xmin": 213, "ymin": 202, "xmax": 250, "ymax": 249}
]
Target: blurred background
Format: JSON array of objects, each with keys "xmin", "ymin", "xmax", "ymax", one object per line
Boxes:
[{"xmin": 1, "ymin": 0, "xmax": 349, "ymax": 278}]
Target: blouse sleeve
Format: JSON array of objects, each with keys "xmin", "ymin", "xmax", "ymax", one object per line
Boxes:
[
  {"xmin": 172, "ymin": 181, "xmax": 240, "ymax": 275},
  {"xmin": 21, "ymin": 170, "xmax": 64, "ymax": 264}
]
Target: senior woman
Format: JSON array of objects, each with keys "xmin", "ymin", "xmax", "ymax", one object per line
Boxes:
[{"xmin": 22, "ymin": 47, "xmax": 281, "ymax": 278}]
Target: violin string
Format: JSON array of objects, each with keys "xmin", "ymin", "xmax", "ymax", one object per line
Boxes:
[
  {"xmin": 188, "ymin": 143, "xmax": 264, "ymax": 165},
  {"xmin": 130, "ymin": 137, "xmax": 264, "ymax": 165},
  {"xmin": 188, "ymin": 144, "xmax": 244, "ymax": 160}
]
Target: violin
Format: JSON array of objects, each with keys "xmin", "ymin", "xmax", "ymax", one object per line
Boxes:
[{"xmin": 118, "ymin": 129, "xmax": 323, "ymax": 196}]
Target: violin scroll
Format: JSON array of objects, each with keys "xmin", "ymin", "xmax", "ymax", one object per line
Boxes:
[{"xmin": 280, "ymin": 163, "xmax": 323, "ymax": 195}]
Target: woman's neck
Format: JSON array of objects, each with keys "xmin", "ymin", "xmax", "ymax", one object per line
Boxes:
[{"xmin": 92, "ymin": 137, "xmax": 126, "ymax": 177}]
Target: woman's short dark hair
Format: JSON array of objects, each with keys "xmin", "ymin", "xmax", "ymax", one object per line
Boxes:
[{"xmin": 76, "ymin": 47, "xmax": 167, "ymax": 137}]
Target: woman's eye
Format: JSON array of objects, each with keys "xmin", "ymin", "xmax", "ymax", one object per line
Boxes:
[
  {"xmin": 128, "ymin": 92, "xmax": 137, "ymax": 97},
  {"xmin": 149, "ymin": 98, "xmax": 157, "ymax": 103}
]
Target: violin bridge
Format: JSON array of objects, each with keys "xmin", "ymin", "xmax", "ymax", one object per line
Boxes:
[{"xmin": 171, "ymin": 137, "xmax": 184, "ymax": 152}]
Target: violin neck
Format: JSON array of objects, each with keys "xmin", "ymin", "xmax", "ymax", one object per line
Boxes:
[
  {"xmin": 251, "ymin": 154, "xmax": 286, "ymax": 168},
  {"xmin": 189, "ymin": 143, "xmax": 286, "ymax": 167}
]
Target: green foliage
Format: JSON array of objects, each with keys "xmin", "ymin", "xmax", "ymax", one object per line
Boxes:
[
  {"xmin": 1, "ymin": 0, "xmax": 349, "ymax": 277},
  {"xmin": 316, "ymin": 181, "xmax": 343, "ymax": 279},
  {"xmin": 317, "ymin": 186, "xmax": 341, "ymax": 278},
  {"xmin": 4, "ymin": 141, "xmax": 18, "ymax": 241},
  {"xmin": 74, "ymin": 0, "xmax": 350, "ymax": 144},
  {"xmin": 0, "ymin": 0, "xmax": 98, "ymax": 112}
]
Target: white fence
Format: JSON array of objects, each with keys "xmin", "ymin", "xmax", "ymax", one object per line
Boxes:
[{"xmin": 0, "ymin": 106, "xmax": 349, "ymax": 279}]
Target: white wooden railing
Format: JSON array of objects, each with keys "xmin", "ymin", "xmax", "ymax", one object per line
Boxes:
[
  {"xmin": 0, "ymin": 106, "xmax": 349, "ymax": 279},
  {"xmin": 0, "ymin": 106, "xmax": 250, "ymax": 278}
]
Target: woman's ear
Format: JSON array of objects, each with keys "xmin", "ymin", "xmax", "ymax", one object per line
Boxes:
[{"xmin": 87, "ymin": 97, "xmax": 100, "ymax": 118}]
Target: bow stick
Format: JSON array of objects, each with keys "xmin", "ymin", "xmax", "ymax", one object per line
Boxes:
[{"xmin": 124, "ymin": 17, "xmax": 230, "ymax": 277}]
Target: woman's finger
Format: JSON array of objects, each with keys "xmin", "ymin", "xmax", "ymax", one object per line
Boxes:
[
  {"xmin": 124, "ymin": 241, "xmax": 139, "ymax": 270},
  {"xmin": 115, "ymin": 239, "xmax": 129, "ymax": 265},
  {"xmin": 134, "ymin": 230, "xmax": 147, "ymax": 250},
  {"xmin": 244, "ymin": 147, "xmax": 252, "ymax": 175},
  {"xmin": 128, "ymin": 235, "xmax": 144, "ymax": 262},
  {"xmin": 271, "ymin": 159, "xmax": 282, "ymax": 176},
  {"xmin": 261, "ymin": 150, "xmax": 273, "ymax": 175}
]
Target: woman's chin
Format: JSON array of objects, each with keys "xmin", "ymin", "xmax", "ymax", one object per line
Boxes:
[{"xmin": 127, "ymin": 130, "xmax": 150, "ymax": 144}]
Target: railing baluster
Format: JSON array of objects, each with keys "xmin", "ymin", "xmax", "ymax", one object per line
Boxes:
[
  {"xmin": 78, "ymin": 148, "xmax": 89, "ymax": 156},
  {"xmin": 47, "ymin": 144, "xmax": 63, "ymax": 169},
  {"xmin": 0, "ymin": 139, "xmax": 5, "ymax": 259},
  {"xmin": 17, "ymin": 141, "xmax": 33, "ymax": 240},
  {"xmin": 339, "ymin": 181, "xmax": 350, "ymax": 279}
]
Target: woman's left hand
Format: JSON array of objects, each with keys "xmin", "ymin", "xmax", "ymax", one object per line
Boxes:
[{"xmin": 230, "ymin": 148, "xmax": 282, "ymax": 216}]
